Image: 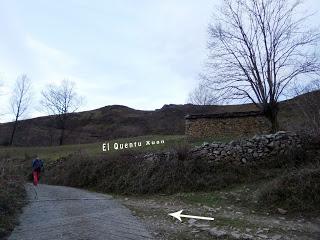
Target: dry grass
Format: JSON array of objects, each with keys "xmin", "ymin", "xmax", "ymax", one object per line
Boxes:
[
  {"xmin": 43, "ymin": 143, "xmax": 307, "ymax": 195},
  {"xmin": 258, "ymin": 155, "xmax": 320, "ymax": 214},
  {"xmin": 0, "ymin": 135, "xmax": 186, "ymax": 161},
  {"xmin": 0, "ymin": 157, "xmax": 26, "ymax": 239}
]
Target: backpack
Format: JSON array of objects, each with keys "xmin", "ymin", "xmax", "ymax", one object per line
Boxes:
[{"xmin": 32, "ymin": 159, "xmax": 43, "ymax": 171}]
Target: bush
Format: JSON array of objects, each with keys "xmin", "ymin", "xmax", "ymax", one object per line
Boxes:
[
  {"xmin": 258, "ymin": 166, "xmax": 320, "ymax": 213},
  {"xmin": 44, "ymin": 146, "xmax": 308, "ymax": 195},
  {"xmin": 0, "ymin": 156, "xmax": 27, "ymax": 239},
  {"xmin": 0, "ymin": 177, "xmax": 26, "ymax": 239},
  {"xmin": 171, "ymin": 141, "xmax": 192, "ymax": 161}
]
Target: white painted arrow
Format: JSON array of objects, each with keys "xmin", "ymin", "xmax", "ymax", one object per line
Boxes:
[{"xmin": 169, "ymin": 210, "xmax": 214, "ymax": 222}]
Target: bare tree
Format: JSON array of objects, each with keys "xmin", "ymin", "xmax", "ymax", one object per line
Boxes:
[
  {"xmin": 41, "ymin": 80, "xmax": 83, "ymax": 145},
  {"xmin": 188, "ymin": 82, "xmax": 219, "ymax": 105},
  {"xmin": 9, "ymin": 75, "xmax": 32, "ymax": 145},
  {"xmin": 203, "ymin": 0, "xmax": 320, "ymax": 132}
]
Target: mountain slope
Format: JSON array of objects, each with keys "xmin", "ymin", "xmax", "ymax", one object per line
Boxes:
[{"xmin": 0, "ymin": 91, "xmax": 318, "ymax": 146}]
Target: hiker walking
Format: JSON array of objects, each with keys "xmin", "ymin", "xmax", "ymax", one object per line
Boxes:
[{"xmin": 32, "ymin": 156, "xmax": 44, "ymax": 186}]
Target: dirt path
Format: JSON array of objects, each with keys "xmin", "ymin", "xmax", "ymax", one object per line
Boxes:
[
  {"xmin": 117, "ymin": 189, "xmax": 320, "ymax": 240},
  {"xmin": 9, "ymin": 184, "xmax": 153, "ymax": 240}
]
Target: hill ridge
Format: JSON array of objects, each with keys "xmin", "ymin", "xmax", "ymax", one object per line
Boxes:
[{"xmin": 0, "ymin": 91, "xmax": 319, "ymax": 146}]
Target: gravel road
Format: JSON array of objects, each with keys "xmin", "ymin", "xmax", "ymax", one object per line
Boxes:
[{"xmin": 9, "ymin": 184, "xmax": 153, "ymax": 240}]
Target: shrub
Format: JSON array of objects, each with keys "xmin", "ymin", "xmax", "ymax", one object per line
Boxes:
[
  {"xmin": 258, "ymin": 166, "xmax": 320, "ymax": 213},
  {"xmin": 44, "ymin": 146, "xmax": 308, "ymax": 195},
  {"xmin": 0, "ymin": 176, "xmax": 26, "ymax": 238},
  {"xmin": 171, "ymin": 141, "xmax": 192, "ymax": 161}
]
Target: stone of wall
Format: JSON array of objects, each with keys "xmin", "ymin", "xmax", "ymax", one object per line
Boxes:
[
  {"xmin": 141, "ymin": 132, "xmax": 302, "ymax": 167},
  {"xmin": 189, "ymin": 131, "xmax": 302, "ymax": 165},
  {"xmin": 185, "ymin": 111, "xmax": 271, "ymax": 139}
]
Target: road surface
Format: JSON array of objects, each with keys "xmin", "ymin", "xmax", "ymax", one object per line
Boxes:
[{"xmin": 9, "ymin": 184, "xmax": 154, "ymax": 240}]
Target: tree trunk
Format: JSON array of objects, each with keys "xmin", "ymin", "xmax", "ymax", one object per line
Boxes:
[
  {"xmin": 57, "ymin": 115, "xmax": 67, "ymax": 146},
  {"xmin": 9, "ymin": 120, "xmax": 18, "ymax": 146},
  {"xmin": 268, "ymin": 113, "xmax": 279, "ymax": 133},
  {"xmin": 59, "ymin": 127, "xmax": 65, "ymax": 145},
  {"xmin": 263, "ymin": 103, "xmax": 279, "ymax": 133}
]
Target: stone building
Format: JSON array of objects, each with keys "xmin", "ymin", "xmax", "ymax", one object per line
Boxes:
[{"xmin": 185, "ymin": 111, "xmax": 271, "ymax": 138}]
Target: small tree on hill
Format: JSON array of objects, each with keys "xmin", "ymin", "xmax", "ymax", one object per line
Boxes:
[
  {"xmin": 9, "ymin": 75, "xmax": 32, "ymax": 145},
  {"xmin": 41, "ymin": 80, "xmax": 83, "ymax": 145},
  {"xmin": 203, "ymin": 0, "xmax": 320, "ymax": 132},
  {"xmin": 188, "ymin": 81, "xmax": 220, "ymax": 105}
]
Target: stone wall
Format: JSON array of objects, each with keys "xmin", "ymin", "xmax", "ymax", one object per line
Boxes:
[
  {"xmin": 189, "ymin": 131, "xmax": 302, "ymax": 165},
  {"xmin": 142, "ymin": 132, "xmax": 302, "ymax": 167},
  {"xmin": 185, "ymin": 111, "xmax": 271, "ymax": 139}
]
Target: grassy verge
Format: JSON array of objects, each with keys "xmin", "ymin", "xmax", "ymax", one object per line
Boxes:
[
  {"xmin": 0, "ymin": 134, "xmax": 238, "ymax": 161},
  {"xmin": 0, "ymin": 135, "xmax": 188, "ymax": 160},
  {"xmin": 0, "ymin": 156, "xmax": 26, "ymax": 239},
  {"xmin": 43, "ymin": 140, "xmax": 306, "ymax": 194},
  {"xmin": 258, "ymin": 167, "xmax": 320, "ymax": 214},
  {"xmin": 0, "ymin": 174, "xmax": 26, "ymax": 239}
]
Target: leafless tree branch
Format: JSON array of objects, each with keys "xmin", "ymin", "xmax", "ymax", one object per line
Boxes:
[
  {"xmin": 202, "ymin": 0, "xmax": 320, "ymax": 131},
  {"xmin": 40, "ymin": 80, "xmax": 83, "ymax": 145},
  {"xmin": 9, "ymin": 74, "xmax": 32, "ymax": 145}
]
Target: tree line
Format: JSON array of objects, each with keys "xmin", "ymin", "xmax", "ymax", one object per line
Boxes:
[{"xmin": 0, "ymin": 78, "xmax": 83, "ymax": 146}]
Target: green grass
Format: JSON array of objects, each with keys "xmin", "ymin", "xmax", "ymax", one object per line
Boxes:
[
  {"xmin": 0, "ymin": 135, "xmax": 187, "ymax": 160},
  {"xmin": 176, "ymin": 192, "xmax": 222, "ymax": 206},
  {"xmin": 0, "ymin": 134, "xmax": 236, "ymax": 161}
]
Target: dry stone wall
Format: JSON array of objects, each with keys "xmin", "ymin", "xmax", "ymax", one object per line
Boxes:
[
  {"xmin": 142, "ymin": 132, "xmax": 302, "ymax": 166},
  {"xmin": 189, "ymin": 131, "xmax": 302, "ymax": 164}
]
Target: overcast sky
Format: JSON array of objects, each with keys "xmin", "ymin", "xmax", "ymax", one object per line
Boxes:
[{"xmin": 0, "ymin": 0, "xmax": 319, "ymax": 122}]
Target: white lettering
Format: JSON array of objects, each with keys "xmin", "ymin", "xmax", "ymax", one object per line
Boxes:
[
  {"xmin": 114, "ymin": 143, "xmax": 118, "ymax": 150},
  {"xmin": 104, "ymin": 139, "xmax": 165, "ymax": 153}
]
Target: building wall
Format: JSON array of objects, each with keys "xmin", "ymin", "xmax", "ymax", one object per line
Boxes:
[{"xmin": 185, "ymin": 115, "xmax": 271, "ymax": 138}]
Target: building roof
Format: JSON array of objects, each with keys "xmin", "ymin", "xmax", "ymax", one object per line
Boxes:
[{"xmin": 185, "ymin": 111, "xmax": 264, "ymax": 120}]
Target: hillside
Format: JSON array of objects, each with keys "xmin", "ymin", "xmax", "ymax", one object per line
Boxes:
[{"xmin": 0, "ymin": 91, "xmax": 318, "ymax": 146}]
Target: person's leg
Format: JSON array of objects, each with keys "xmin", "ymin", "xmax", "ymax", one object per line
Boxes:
[
  {"xmin": 33, "ymin": 171, "xmax": 38, "ymax": 186},
  {"xmin": 37, "ymin": 171, "xmax": 41, "ymax": 183}
]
